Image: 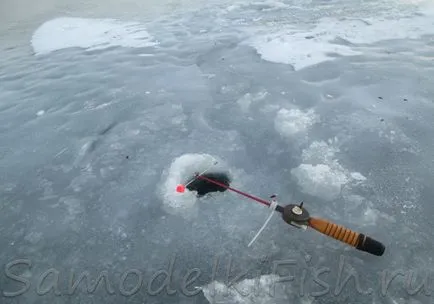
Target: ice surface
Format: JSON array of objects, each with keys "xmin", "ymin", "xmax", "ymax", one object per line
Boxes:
[{"xmin": 31, "ymin": 17, "xmax": 159, "ymax": 55}]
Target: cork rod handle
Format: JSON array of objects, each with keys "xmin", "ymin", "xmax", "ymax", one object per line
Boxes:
[{"xmin": 308, "ymin": 217, "xmax": 385, "ymax": 256}]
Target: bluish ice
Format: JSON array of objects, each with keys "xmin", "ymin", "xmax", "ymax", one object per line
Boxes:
[{"xmin": 1, "ymin": 0, "xmax": 434, "ymax": 303}]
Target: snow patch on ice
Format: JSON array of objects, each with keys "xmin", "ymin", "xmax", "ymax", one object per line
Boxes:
[
  {"xmin": 248, "ymin": 14, "xmax": 434, "ymax": 70},
  {"xmin": 274, "ymin": 107, "xmax": 319, "ymax": 137},
  {"xmin": 31, "ymin": 17, "xmax": 159, "ymax": 55},
  {"xmin": 157, "ymin": 153, "xmax": 230, "ymax": 219},
  {"xmin": 250, "ymin": 31, "xmax": 360, "ymax": 70},
  {"xmin": 291, "ymin": 139, "xmax": 367, "ymax": 200}
]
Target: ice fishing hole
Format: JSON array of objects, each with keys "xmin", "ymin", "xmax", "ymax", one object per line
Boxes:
[{"xmin": 186, "ymin": 172, "xmax": 231, "ymax": 197}]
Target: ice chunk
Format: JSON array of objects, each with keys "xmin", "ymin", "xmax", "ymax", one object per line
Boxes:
[
  {"xmin": 292, "ymin": 140, "xmax": 367, "ymax": 200},
  {"xmin": 274, "ymin": 108, "xmax": 319, "ymax": 137},
  {"xmin": 291, "ymin": 163, "xmax": 349, "ymax": 201},
  {"xmin": 31, "ymin": 17, "xmax": 159, "ymax": 55}
]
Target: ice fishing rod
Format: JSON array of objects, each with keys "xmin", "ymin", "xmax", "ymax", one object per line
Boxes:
[{"xmin": 176, "ymin": 167, "xmax": 385, "ymax": 257}]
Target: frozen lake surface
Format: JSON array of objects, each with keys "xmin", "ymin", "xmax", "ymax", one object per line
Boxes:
[{"xmin": 1, "ymin": 0, "xmax": 434, "ymax": 303}]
